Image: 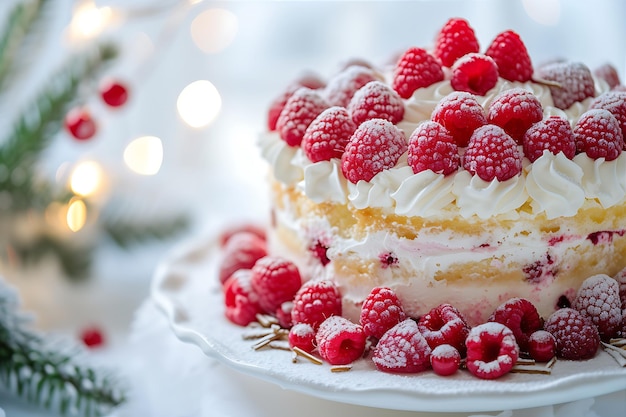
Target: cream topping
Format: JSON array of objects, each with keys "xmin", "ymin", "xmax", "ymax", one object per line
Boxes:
[
  {"xmin": 259, "ymin": 133, "xmax": 303, "ymax": 185},
  {"xmin": 391, "ymin": 168, "xmax": 456, "ymax": 217},
  {"xmin": 347, "ymin": 157, "xmax": 409, "ymax": 209},
  {"xmin": 574, "ymin": 152, "xmax": 626, "ymax": 208},
  {"xmin": 302, "ymin": 158, "xmax": 348, "ymax": 204}
]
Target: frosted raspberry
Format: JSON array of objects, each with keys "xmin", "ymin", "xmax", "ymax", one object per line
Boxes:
[
  {"xmin": 614, "ymin": 267, "xmax": 626, "ymax": 307},
  {"xmin": 302, "ymin": 106, "xmax": 356, "ymax": 162},
  {"xmin": 372, "ymin": 319, "xmax": 432, "ymax": 373},
  {"xmin": 433, "ymin": 17, "xmax": 480, "ymax": 68},
  {"xmin": 465, "ymin": 322, "xmax": 519, "ymax": 380},
  {"xmin": 359, "ymin": 287, "xmax": 407, "ymax": 340},
  {"xmin": 431, "ymin": 91, "xmax": 487, "ymax": 147},
  {"xmin": 463, "ymin": 124, "xmax": 523, "ymax": 182},
  {"xmin": 324, "ymin": 65, "xmax": 379, "ymax": 108},
  {"xmin": 348, "ymin": 81, "xmax": 405, "ymax": 126},
  {"xmin": 250, "ymin": 256, "xmax": 302, "ymax": 314},
  {"xmin": 589, "ymin": 91, "xmax": 626, "ymax": 139},
  {"xmin": 485, "ymin": 30, "xmax": 533, "ymax": 82},
  {"xmin": 573, "ymin": 274, "xmax": 622, "ymax": 340},
  {"xmin": 574, "ymin": 109, "xmax": 624, "ymax": 161},
  {"xmin": 341, "ymin": 118, "xmax": 407, "ymax": 183},
  {"xmin": 223, "ymin": 269, "xmax": 263, "ymax": 326},
  {"xmin": 218, "ymin": 232, "xmax": 267, "ymax": 284},
  {"xmin": 488, "ymin": 298, "xmax": 542, "ymax": 353},
  {"xmin": 316, "ymin": 316, "xmax": 366, "ymax": 365},
  {"xmin": 536, "ymin": 62, "xmax": 595, "ymax": 110},
  {"xmin": 291, "ymin": 280, "xmax": 342, "ymax": 329},
  {"xmin": 392, "ymin": 47, "xmax": 444, "ymax": 99},
  {"xmin": 417, "ymin": 303, "xmax": 470, "ymax": 356},
  {"xmin": 430, "ymin": 344, "xmax": 461, "ymax": 376},
  {"xmin": 450, "ymin": 53, "xmax": 498, "ymax": 96},
  {"xmin": 267, "ymin": 74, "xmax": 325, "ymax": 131},
  {"xmin": 276, "ymin": 301, "xmax": 293, "ymax": 329},
  {"xmin": 288, "ymin": 322, "xmax": 316, "ymax": 353},
  {"xmin": 407, "ymin": 121, "xmax": 459, "ymax": 175},
  {"xmin": 487, "ymin": 88, "xmax": 544, "ymax": 143},
  {"xmin": 544, "ymin": 308, "xmax": 600, "ymax": 360},
  {"xmin": 219, "ymin": 223, "xmax": 266, "ymax": 247},
  {"xmin": 594, "ymin": 63, "xmax": 621, "ymax": 89},
  {"xmin": 528, "ymin": 330, "xmax": 556, "ymax": 362},
  {"xmin": 276, "ymin": 88, "xmax": 329, "ymax": 147},
  {"xmin": 522, "ymin": 116, "xmax": 576, "ymax": 162}
]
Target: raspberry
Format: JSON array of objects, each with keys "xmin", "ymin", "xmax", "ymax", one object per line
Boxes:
[
  {"xmin": 392, "ymin": 47, "xmax": 444, "ymax": 99},
  {"xmin": 528, "ymin": 330, "xmax": 556, "ymax": 362},
  {"xmin": 465, "ymin": 322, "xmax": 519, "ymax": 380},
  {"xmin": 615, "ymin": 267, "xmax": 626, "ymax": 307},
  {"xmin": 522, "ymin": 115, "xmax": 576, "ymax": 162},
  {"xmin": 276, "ymin": 88, "xmax": 329, "ymax": 147},
  {"xmin": 430, "ymin": 344, "xmax": 461, "ymax": 376},
  {"xmin": 359, "ymin": 286, "xmax": 407, "ymax": 340},
  {"xmin": 316, "ymin": 316, "xmax": 366, "ymax": 365},
  {"xmin": 288, "ymin": 322, "xmax": 316, "ymax": 353},
  {"xmin": 463, "ymin": 124, "xmax": 523, "ymax": 182},
  {"xmin": 433, "ymin": 17, "xmax": 480, "ymax": 68},
  {"xmin": 309, "ymin": 238, "xmax": 331, "ymax": 266},
  {"xmin": 536, "ymin": 62, "xmax": 595, "ymax": 110},
  {"xmin": 450, "ymin": 53, "xmax": 498, "ymax": 96},
  {"xmin": 219, "ymin": 223, "xmax": 266, "ymax": 247},
  {"xmin": 431, "ymin": 91, "xmax": 487, "ymax": 147},
  {"xmin": 407, "ymin": 121, "xmax": 460, "ymax": 175},
  {"xmin": 341, "ymin": 118, "xmax": 407, "ymax": 183},
  {"xmin": 268, "ymin": 73, "xmax": 326, "ymax": 131},
  {"xmin": 302, "ymin": 106, "xmax": 357, "ymax": 162},
  {"xmin": 594, "ymin": 63, "xmax": 621, "ymax": 89},
  {"xmin": 487, "ymin": 88, "xmax": 544, "ymax": 143},
  {"xmin": 485, "ymin": 30, "xmax": 533, "ymax": 82},
  {"xmin": 324, "ymin": 65, "xmax": 379, "ymax": 108},
  {"xmin": 276, "ymin": 301, "xmax": 293, "ymax": 329},
  {"xmin": 488, "ymin": 298, "xmax": 542, "ymax": 352},
  {"xmin": 250, "ymin": 256, "xmax": 302, "ymax": 314},
  {"xmin": 417, "ymin": 303, "xmax": 470, "ymax": 356},
  {"xmin": 572, "ymin": 274, "xmax": 622, "ymax": 340},
  {"xmin": 348, "ymin": 81, "xmax": 405, "ymax": 126},
  {"xmin": 589, "ymin": 91, "xmax": 626, "ymax": 139},
  {"xmin": 573, "ymin": 109, "xmax": 624, "ymax": 161},
  {"xmin": 223, "ymin": 269, "xmax": 263, "ymax": 326},
  {"xmin": 291, "ymin": 280, "xmax": 342, "ymax": 329},
  {"xmin": 218, "ymin": 232, "xmax": 267, "ymax": 284},
  {"xmin": 372, "ymin": 319, "xmax": 432, "ymax": 373},
  {"xmin": 544, "ymin": 308, "xmax": 600, "ymax": 360}
]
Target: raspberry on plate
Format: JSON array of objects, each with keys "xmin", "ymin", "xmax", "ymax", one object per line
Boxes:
[
  {"xmin": 302, "ymin": 106, "xmax": 357, "ymax": 162},
  {"xmin": 392, "ymin": 47, "xmax": 444, "ymax": 99},
  {"xmin": 417, "ymin": 303, "xmax": 470, "ymax": 356},
  {"xmin": 250, "ymin": 256, "xmax": 302, "ymax": 314},
  {"xmin": 589, "ymin": 91, "xmax": 626, "ymax": 139},
  {"xmin": 536, "ymin": 62, "xmax": 595, "ymax": 110},
  {"xmin": 341, "ymin": 118, "xmax": 407, "ymax": 183},
  {"xmin": 431, "ymin": 91, "xmax": 487, "ymax": 147},
  {"xmin": 372, "ymin": 319, "xmax": 432, "ymax": 373},
  {"xmin": 528, "ymin": 330, "xmax": 556, "ymax": 362},
  {"xmin": 348, "ymin": 81, "xmax": 405, "ymax": 126},
  {"xmin": 465, "ymin": 322, "xmax": 519, "ymax": 380},
  {"xmin": 291, "ymin": 280, "xmax": 342, "ymax": 329},
  {"xmin": 218, "ymin": 231, "xmax": 267, "ymax": 285},
  {"xmin": 430, "ymin": 344, "xmax": 461, "ymax": 376},
  {"xmin": 574, "ymin": 109, "xmax": 624, "ymax": 161},
  {"xmin": 324, "ymin": 65, "xmax": 380, "ymax": 108},
  {"xmin": 276, "ymin": 87, "xmax": 329, "ymax": 147},
  {"xmin": 316, "ymin": 316, "xmax": 366, "ymax": 365},
  {"xmin": 485, "ymin": 30, "xmax": 533, "ymax": 82},
  {"xmin": 407, "ymin": 121, "xmax": 460, "ymax": 175},
  {"xmin": 522, "ymin": 115, "xmax": 576, "ymax": 162},
  {"xmin": 359, "ymin": 286, "xmax": 407, "ymax": 340},
  {"xmin": 544, "ymin": 308, "xmax": 600, "ymax": 360},
  {"xmin": 223, "ymin": 269, "xmax": 263, "ymax": 326},
  {"xmin": 614, "ymin": 267, "xmax": 626, "ymax": 307},
  {"xmin": 433, "ymin": 17, "xmax": 480, "ymax": 68},
  {"xmin": 573, "ymin": 274, "xmax": 622, "ymax": 340},
  {"xmin": 219, "ymin": 223, "xmax": 266, "ymax": 247},
  {"xmin": 288, "ymin": 322, "xmax": 316, "ymax": 353},
  {"xmin": 487, "ymin": 88, "xmax": 544, "ymax": 143},
  {"xmin": 463, "ymin": 124, "xmax": 523, "ymax": 182},
  {"xmin": 450, "ymin": 53, "xmax": 498, "ymax": 96},
  {"xmin": 488, "ymin": 297, "xmax": 542, "ymax": 353}
]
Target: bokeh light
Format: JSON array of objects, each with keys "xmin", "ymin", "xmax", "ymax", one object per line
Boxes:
[
  {"xmin": 123, "ymin": 136, "xmax": 164, "ymax": 175},
  {"xmin": 190, "ymin": 8, "xmax": 238, "ymax": 54},
  {"xmin": 176, "ymin": 80, "xmax": 222, "ymax": 128},
  {"xmin": 522, "ymin": 0, "xmax": 561, "ymax": 26},
  {"xmin": 68, "ymin": 0, "xmax": 115, "ymax": 40},
  {"xmin": 70, "ymin": 161, "xmax": 104, "ymax": 197},
  {"xmin": 67, "ymin": 199, "xmax": 87, "ymax": 232}
]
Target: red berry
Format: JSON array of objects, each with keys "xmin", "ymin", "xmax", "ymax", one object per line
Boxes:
[
  {"xmin": 433, "ymin": 17, "xmax": 480, "ymax": 68},
  {"xmin": 348, "ymin": 81, "xmax": 405, "ymax": 126},
  {"xmin": 615, "ymin": 267, "xmax": 626, "ymax": 307},
  {"xmin": 594, "ymin": 63, "xmax": 621, "ymax": 89},
  {"xmin": 573, "ymin": 274, "xmax": 622, "ymax": 340},
  {"xmin": 276, "ymin": 88, "xmax": 329, "ymax": 147},
  {"xmin": 465, "ymin": 322, "xmax": 519, "ymax": 379},
  {"xmin": 291, "ymin": 280, "xmax": 342, "ymax": 329},
  {"xmin": 417, "ymin": 303, "xmax": 470, "ymax": 356},
  {"xmin": 522, "ymin": 116, "xmax": 576, "ymax": 162},
  {"xmin": 302, "ymin": 106, "xmax": 356, "ymax": 162},
  {"xmin": 289, "ymin": 322, "xmax": 316, "ymax": 353},
  {"xmin": 407, "ymin": 121, "xmax": 459, "ymax": 175},
  {"xmin": 267, "ymin": 74, "xmax": 326, "ymax": 131},
  {"xmin": 544, "ymin": 308, "xmax": 600, "ymax": 360},
  {"xmin": 65, "ymin": 107, "xmax": 97, "ymax": 140},
  {"xmin": 372, "ymin": 319, "xmax": 432, "ymax": 373},
  {"xmin": 528, "ymin": 330, "xmax": 556, "ymax": 362},
  {"xmin": 463, "ymin": 124, "xmax": 523, "ymax": 182},
  {"xmin": 431, "ymin": 91, "xmax": 487, "ymax": 147},
  {"xmin": 430, "ymin": 344, "xmax": 461, "ymax": 376},
  {"xmin": 487, "ymin": 88, "xmax": 544, "ymax": 143},
  {"xmin": 316, "ymin": 316, "xmax": 366, "ymax": 365},
  {"xmin": 223, "ymin": 269, "xmax": 263, "ymax": 326},
  {"xmin": 488, "ymin": 298, "xmax": 542, "ymax": 353},
  {"xmin": 100, "ymin": 78, "xmax": 129, "ymax": 107},
  {"xmin": 536, "ymin": 62, "xmax": 595, "ymax": 110},
  {"xmin": 218, "ymin": 232, "xmax": 267, "ymax": 284},
  {"xmin": 392, "ymin": 47, "xmax": 444, "ymax": 99},
  {"xmin": 341, "ymin": 118, "xmax": 407, "ymax": 183},
  {"xmin": 324, "ymin": 65, "xmax": 379, "ymax": 108},
  {"xmin": 276, "ymin": 301, "xmax": 294, "ymax": 329},
  {"xmin": 296, "ymin": 72, "xmax": 326, "ymax": 90},
  {"xmin": 450, "ymin": 53, "xmax": 498, "ymax": 96},
  {"xmin": 485, "ymin": 30, "xmax": 533, "ymax": 82},
  {"xmin": 574, "ymin": 109, "xmax": 624, "ymax": 161},
  {"xmin": 589, "ymin": 91, "xmax": 626, "ymax": 139},
  {"xmin": 250, "ymin": 256, "xmax": 302, "ymax": 314},
  {"xmin": 219, "ymin": 223, "xmax": 266, "ymax": 247},
  {"xmin": 80, "ymin": 326, "xmax": 105, "ymax": 348},
  {"xmin": 359, "ymin": 287, "xmax": 407, "ymax": 340}
]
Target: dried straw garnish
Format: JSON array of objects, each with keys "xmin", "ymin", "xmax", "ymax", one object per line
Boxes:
[
  {"xmin": 292, "ymin": 346, "xmax": 323, "ymax": 365},
  {"xmin": 511, "ymin": 356, "xmax": 557, "ymax": 375},
  {"xmin": 602, "ymin": 338, "xmax": 626, "ymax": 367},
  {"xmin": 331, "ymin": 365, "xmax": 352, "ymax": 373}
]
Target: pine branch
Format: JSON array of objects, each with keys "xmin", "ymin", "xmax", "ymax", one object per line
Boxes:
[{"xmin": 103, "ymin": 214, "xmax": 190, "ymax": 248}]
